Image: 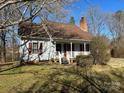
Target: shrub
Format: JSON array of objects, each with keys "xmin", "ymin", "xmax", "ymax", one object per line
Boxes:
[
  {"xmin": 76, "ymin": 55, "xmax": 93, "ymax": 67},
  {"xmin": 90, "ymin": 36, "xmax": 111, "ymax": 65},
  {"xmin": 111, "ymin": 45, "xmax": 124, "ymax": 58}
]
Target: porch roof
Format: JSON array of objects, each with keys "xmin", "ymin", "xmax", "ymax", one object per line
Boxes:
[
  {"xmin": 19, "ymin": 21, "xmax": 92, "ymax": 41},
  {"xmin": 20, "ymin": 37, "xmax": 91, "ymax": 43}
]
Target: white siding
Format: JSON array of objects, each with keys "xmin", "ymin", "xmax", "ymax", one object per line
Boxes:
[
  {"xmin": 19, "ymin": 40, "xmax": 90, "ymax": 62},
  {"xmin": 20, "ymin": 40, "xmax": 56, "ymax": 61}
]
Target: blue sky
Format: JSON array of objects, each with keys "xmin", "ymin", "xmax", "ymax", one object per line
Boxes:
[{"xmin": 69, "ymin": 0, "xmax": 124, "ymax": 26}]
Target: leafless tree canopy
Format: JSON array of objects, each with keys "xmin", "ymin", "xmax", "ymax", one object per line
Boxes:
[
  {"xmin": 107, "ymin": 10, "xmax": 124, "ymax": 41},
  {"xmin": 0, "ymin": 0, "xmax": 74, "ymax": 29},
  {"xmin": 86, "ymin": 6, "xmax": 107, "ymax": 36},
  {"xmin": 0, "ymin": 0, "xmax": 75, "ymax": 63}
]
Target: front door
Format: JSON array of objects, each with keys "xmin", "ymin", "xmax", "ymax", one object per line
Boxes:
[
  {"xmin": 56, "ymin": 43, "xmax": 62, "ymax": 56},
  {"xmin": 64, "ymin": 44, "xmax": 67, "ymax": 58},
  {"xmin": 64, "ymin": 43, "xmax": 71, "ymax": 58}
]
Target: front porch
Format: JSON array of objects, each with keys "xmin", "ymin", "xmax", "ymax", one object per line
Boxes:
[{"xmin": 54, "ymin": 40, "xmax": 90, "ymax": 64}]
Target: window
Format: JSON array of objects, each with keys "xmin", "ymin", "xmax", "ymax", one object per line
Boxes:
[
  {"xmin": 32, "ymin": 42, "xmax": 38, "ymax": 53},
  {"xmin": 80, "ymin": 44, "xmax": 84, "ymax": 51},
  {"xmin": 64, "ymin": 44, "xmax": 71, "ymax": 51},
  {"xmin": 66, "ymin": 44, "xmax": 71, "ymax": 51},
  {"xmin": 56, "ymin": 44, "xmax": 61, "ymax": 52},
  {"xmin": 86, "ymin": 43, "xmax": 90, "ymax": 51}
]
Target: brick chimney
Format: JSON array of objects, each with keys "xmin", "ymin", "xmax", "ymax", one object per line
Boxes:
[{"xmin": 80, "ymin": 17, "xmax": 88, "ymax": 32}]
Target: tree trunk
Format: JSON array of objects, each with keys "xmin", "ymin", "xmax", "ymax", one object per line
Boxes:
[
  {"xmin": 11, "ymin": 26, "xmax": 14, "ymax": 62},
  {"xmin": 1, "ymin": 30, "xmax": 6, "ymax": 63}
]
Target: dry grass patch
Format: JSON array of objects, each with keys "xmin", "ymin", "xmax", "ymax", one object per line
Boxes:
[
  {"xmin": 0, "ymin": 58, "xmax": 124, "ymax": 93},
  {"xmin": 0, "ymin": 64, "xmax": 72, "ymax": 93}
]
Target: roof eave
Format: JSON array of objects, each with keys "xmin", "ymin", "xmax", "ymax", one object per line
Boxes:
[{"xmin": 20, "ymin": 36, "xmax": 91, "ymax": 42}]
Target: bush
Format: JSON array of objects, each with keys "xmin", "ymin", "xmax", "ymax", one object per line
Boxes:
[
  {"xmin": 76, "ymin": 55, "xmax": 93, "ymax": 67},
  {"xmin": 111, "ymin": 45, "xmax": 124, "ymax": 58},
  {"xmin": 90, "ymin": 36, "xmax": 111, "ymax": 65}
]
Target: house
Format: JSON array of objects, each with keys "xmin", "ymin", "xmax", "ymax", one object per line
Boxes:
[{"xmin": 19, "ymin": 17, "xmax": 92, "ymax": 64}]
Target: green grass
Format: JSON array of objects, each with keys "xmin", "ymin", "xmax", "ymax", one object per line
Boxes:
[{"xmin": 0, "ymin": 58, "xmax": 124, "ymax": 93}]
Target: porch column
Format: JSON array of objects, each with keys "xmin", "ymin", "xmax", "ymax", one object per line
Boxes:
[
  {"xmin": 70, "ymin": 42, "xmax": 72, "ymax": 64},
  {"xmin": 59, "ymin": 52, "xmax": 62, "ymax": 64},
  {"xmin": 54, "ymin": 41, "xmax": 56, "ymax": 59},
  {"xmin": 59, "ymin": 43, "xmax": 62, "ymax": 64},
  {"xmin": 84, "ymin": 42, "xmax": 86, "ymax": 55}
]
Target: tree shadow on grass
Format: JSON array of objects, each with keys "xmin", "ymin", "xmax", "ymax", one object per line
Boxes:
[
  {"xmin": 0, "ymin": 65, "xmax": 30, "ymax": 75},
  {"xmin": 109, "ymin": 68, "xmax": 124, "ymax": 92},
  {"xmin": 0, "ymin": 65, "xmax": 21, "ymax": 73},
  {"xmin": 11, "ymin": 66, "xmax": 124, "ymax": 93},
  {"xmin": 0, "ymin": 64, "xmax": 61, "ymax": 75}
]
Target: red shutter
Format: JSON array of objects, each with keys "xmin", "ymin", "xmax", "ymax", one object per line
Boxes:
[
  {"xmin": 39, "ymin": 43, "xmax": 42, "ymax": 50},
  {"xmin": 28, "ymin": 42, "xmax": 32, "ymax": 54},
  {"xmin": 39, "ymin": 43, "xmax": 43, "ymax": 55}
]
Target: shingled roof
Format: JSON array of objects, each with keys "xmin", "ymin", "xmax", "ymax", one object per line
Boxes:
[{"xmin": 19, "ymin": 21, "xmax": 92, "ymax": 41}]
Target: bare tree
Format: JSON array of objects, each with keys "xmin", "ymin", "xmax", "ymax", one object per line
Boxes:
[
  {"xmin": 86, "ymin": 6, "xmax": 107, "ymax": 36},
  {"xmin": 107, "ymin": 10, "xmax": 124, "ymax": 43},
  {"xmin": 0, "ymin": 7, "xmax": 9, "ymax": 63},
  {"xmin": 107, "ymin": 10, "xmax": 124, "ymax": 57},
  {"xmin": 0, "ymin": 0, "xmax": 76, "ymax": 63},
  {"xmin": 85, "ymin": 6, "xmax": 111, "ymax": 64}
]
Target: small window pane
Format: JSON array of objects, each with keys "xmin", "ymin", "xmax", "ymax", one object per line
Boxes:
[{"xmin": 32, "ymin": 43, "xmax": 38, "ymax": 53}]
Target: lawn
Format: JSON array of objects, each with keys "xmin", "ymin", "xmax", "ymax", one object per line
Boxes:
[{"xmin": 0, "ymin": 58, "xmax": 124, "ymax": 93}]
